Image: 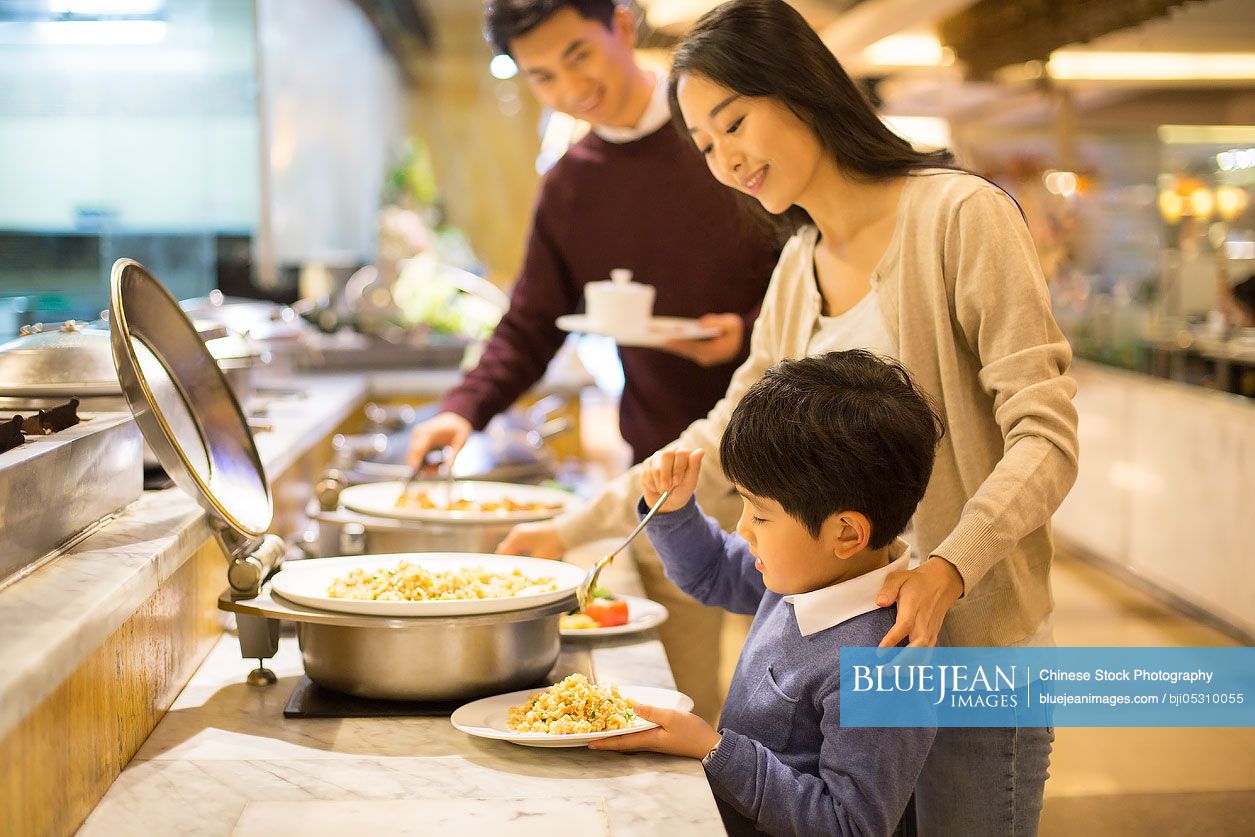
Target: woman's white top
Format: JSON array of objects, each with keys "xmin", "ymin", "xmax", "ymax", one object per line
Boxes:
[{"xmin": 805, "ymin": 287, "xmax": 898, "ymax": 360}]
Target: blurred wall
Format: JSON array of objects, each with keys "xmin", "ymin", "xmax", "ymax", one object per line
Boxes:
[
  {"xmin": 256, "ymin": 0, "xmax": 405, "ymax": 272},
  {"xmin": 406, "ymin": 1, "xmax": 543, "ymax": 284}
]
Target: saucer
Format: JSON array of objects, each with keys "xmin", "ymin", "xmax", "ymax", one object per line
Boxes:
[{"xmin": 556, "ymin": 314, "xmax": 721, "ymax": 348}]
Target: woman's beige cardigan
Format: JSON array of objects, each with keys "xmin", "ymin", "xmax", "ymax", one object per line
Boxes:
[{"xmin": 555, "ymin": 171, "xmax": 1080, "ymax": 646}]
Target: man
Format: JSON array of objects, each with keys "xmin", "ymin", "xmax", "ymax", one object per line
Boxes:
[{"xmin": 409, "ymin": 0, "xmax": 778, "ymax": 721}]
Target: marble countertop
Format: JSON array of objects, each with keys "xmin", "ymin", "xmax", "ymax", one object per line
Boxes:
[
  {"xmin": 78, "ymin": 546, "xmax": 725, "ymax": 836},
  {"xmin": 0, "ymin": 374, "xmax": 368, "ymax": 741}
]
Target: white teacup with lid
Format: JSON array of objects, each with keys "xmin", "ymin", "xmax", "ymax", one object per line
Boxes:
[{"xmin": 584, "ymin": 269, "xmax": 655, "ymax": 336}]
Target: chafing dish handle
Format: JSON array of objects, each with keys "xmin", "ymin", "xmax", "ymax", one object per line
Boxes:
[{"xmin": 225, "ymin": 533, "xmax": 286, "ymax": 596}]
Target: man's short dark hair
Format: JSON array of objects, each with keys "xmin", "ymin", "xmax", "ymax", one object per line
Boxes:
[
  {"xmin": 719, "ymin": 350, "xmax": 944, "ymax": 549},
  {"xmin": 485, "ymin": 0, "xmax": 618, "ymax": 57}
]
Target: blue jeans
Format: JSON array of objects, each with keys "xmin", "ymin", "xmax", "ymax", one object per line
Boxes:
[{"xmin": 914, "ymin": 725, "xmax": 1055, "ymax": 837}]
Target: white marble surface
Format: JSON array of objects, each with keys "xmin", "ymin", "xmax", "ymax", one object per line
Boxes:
[
  {"xmin": 0, "ymin": 374, "xmax": 368, "ymax": 740},
  {"xmin": 1054, "ymin": 360, "xmax": 1255, "ymax": 637},
  {"xmin": 78, "ymin": 555, "xmax": 724, "ymax": 836}
]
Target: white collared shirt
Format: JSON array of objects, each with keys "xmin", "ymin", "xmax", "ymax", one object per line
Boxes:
[
  {"xmin": 784, "ymin": 539, "xmax": 911, "ymax": 637},
  {"xmin": 591, "ymin": 70, "xmax": 671, "ymax": 144}
]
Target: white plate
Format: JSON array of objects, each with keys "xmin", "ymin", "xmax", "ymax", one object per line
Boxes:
[
  {"xmin": 556, "ymin": 314, "xmax": 721, "ymax": 348},
  {"xmin": 269, "ymin": 553, "xmax": 585, "ymax": 617},
  {"xmin": 339, "ymin": 480, "xmax": 573, "ymax": 524},
  {"xmin": 560, "ymin": 595, "xmax": 669, "ymax": 638},
  {"xmin": 451, "ymin": 683, "xmax": 693, "ymax": 748}
]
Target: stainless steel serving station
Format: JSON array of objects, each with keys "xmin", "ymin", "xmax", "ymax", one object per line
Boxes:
[{"xmin": 0, "ymin": 259, "xmax": 724, "ymax": 836}]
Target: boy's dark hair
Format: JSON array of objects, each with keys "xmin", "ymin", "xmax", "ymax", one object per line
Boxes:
[
  {"xmin": 485, "ymin": 0, "xmax": 618, "ymax": 57},
  {"xmin": 720, "ymin": 350, "xmax": 944, "ymax": 549}
]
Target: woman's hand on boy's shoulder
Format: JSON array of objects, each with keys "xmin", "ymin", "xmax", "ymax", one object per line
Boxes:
[
  {"xmin": 586, "ymin": 704, "xmax": 721, "ymax": 760},
  {"xmin": 641, "ymin": 448, "xmax": 705, "ymax": 514},
  {"xmin": 876, "ymin": 556, "xmax": 965, "ymax": 648}
]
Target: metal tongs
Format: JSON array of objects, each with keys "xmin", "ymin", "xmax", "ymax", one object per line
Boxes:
[
  {"xmin": 402, "ymin": 445, "xmax": 459, "ymax": 508},
  {"xmin": 576, "ymin": 488, "xmax": 672, "ymax": 610}
]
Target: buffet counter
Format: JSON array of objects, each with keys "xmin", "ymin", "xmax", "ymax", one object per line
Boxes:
[
  {"xmin": 0, "ymin": 363, "xmax": 716, "ymax": 837},
  {"xmin": 1054, "ymin": 359, "xmax": 1255, "ymax": 640},
  {"xmin": 77, "ymin": 554, "xmax": 723, "ymax": 836}
]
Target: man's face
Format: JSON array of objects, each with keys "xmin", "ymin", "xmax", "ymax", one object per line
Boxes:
[{"xmin": 509, "ymin": 6, "xmax": 640, "ymax": 128}]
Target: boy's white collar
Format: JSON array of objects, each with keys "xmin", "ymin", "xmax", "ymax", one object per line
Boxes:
[
  {"xmin": 783, "ymin": 538, "xmax": 911, "ymax": 637},
  {"xmin": 592, "ymin": 70, "xmax": 671, "ymax": 143}
]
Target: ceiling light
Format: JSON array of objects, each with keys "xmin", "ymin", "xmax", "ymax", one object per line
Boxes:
[
  {"xmin": 1215, "ymin": 186, "xmax": 1249, "ymax": 222},
  {"xmin": 882, "ymin": 116, "xmax": 951, "ymax": 150},
  {"xmin": 1048, "ymin": 51, "xmax": 1255, "ymax": 82},
  {"xmin": 489, "ymin": 54, "xmax": 517, "ymax": 80},
  {"xmin": 1158, "ymin": 125, "xmax": 1255, "ymax": 145},
  {"xmin": 0, "ymin": 19, "xmax": 168, "ymax": 45},
  {"xmin": 642, "ymin": 0, "xmax": 723, "ymax": 30},
  {"xmin": 48, "ymin": 0, "xmax": 164, "ymax": 14},
  {"xmin": 863, "ymin": 34, "xmax": 951, "ymax": 67},
  {"xmin": 1189, "ymin": 188, "xmax": 1215, "ymax": 220}
]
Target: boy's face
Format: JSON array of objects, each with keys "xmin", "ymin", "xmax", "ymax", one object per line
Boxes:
[
  {"xmin": 509, "ymin": 6, "xmax": 641, "ymax": 129},
  {"xmin": 734, "ymin": 487, "xmax": 853, "ymax": 596}
]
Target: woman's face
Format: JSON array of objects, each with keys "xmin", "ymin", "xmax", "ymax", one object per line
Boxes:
[{"xmin": 676, "ymin": 72, "xmax": 824, "ymax": 215}]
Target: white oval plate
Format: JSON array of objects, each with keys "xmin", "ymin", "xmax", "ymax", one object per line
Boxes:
[
  {"xmin": 556, "ymin": 314, "xmax": 721, "ymax": 348},
  {"xmin": 269, "ymin": 553, "xmax": 585, "ymax": 617},
  {"xmin": 339, "ymin": 480, "xmax": 573, "ymax": 524},
  {"xmin": 451, "ymin": 683, "xmax": 692, "ymax": 748},
  {"xmin": 560, "ymin": 595, "xmax": 669, "ymax": 638}
]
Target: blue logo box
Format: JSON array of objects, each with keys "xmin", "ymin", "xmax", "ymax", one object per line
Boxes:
[{"xmin": 839, "ymin": 647, "xmax": 1255, "ymax": 727}]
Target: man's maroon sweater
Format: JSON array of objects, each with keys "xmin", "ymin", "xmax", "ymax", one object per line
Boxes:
[{"xmin": 441, "ymin": 124, "xmax": 779, "ymax": 463}]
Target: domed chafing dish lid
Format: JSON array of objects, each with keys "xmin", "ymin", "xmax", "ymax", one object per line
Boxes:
[
  {"xmin": 108, "ymin": 258, "xmax": 272, "ymax": 554},
  {"xmin": 0, "ymin": 321, "xmax": 121, "ymax": 396}
]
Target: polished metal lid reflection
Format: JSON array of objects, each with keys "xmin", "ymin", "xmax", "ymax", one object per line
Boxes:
[{"xmin": 108, "ymin": 258, "xmax": 272, "ymax": 550}]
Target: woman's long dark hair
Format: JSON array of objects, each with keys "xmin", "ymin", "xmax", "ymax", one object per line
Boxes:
[{"xmin": 668, "ymin": 0, "xmax": 957, "ymax": 234}]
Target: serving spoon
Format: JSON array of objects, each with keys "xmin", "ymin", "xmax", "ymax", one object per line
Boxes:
[{"xmin": 575, "ymin": 488, "xmax": 672, "ymax": 610}]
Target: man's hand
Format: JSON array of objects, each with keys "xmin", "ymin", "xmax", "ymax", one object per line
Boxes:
[
  {"xmin": 876, "ymin": 556, "xmax": 965, "ymax": 648},
  {"xmin": 641, "ymin": 449, "xmax": 704, "ymax": 513},
  {"xmin": 406, "ymin": 411, "xmax": 472, "ymax": 468},
  {"xmin": 660, "ymin": 313, "xmax": 744, "ymax": 367},
  {"xmin": 587, "ymin": 704, "xmax": 721, "ymax": 759},
  {"xmin": 496, "ymin": 520, "xmax": 566, "ymax": 559}
]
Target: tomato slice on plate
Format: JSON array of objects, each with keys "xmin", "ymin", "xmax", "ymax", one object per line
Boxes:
[{"xmin": 584, "ymin": 598, "xmax": 629, "ymax": 628}]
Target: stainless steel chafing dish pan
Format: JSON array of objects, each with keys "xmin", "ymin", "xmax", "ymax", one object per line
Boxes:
[
  {"xmin": 109, "ymin": 258, "xmax": 570, "ymax": 701},
  {"xmin": 221, "ymin": 586, "xmax": 571, "ymax": 701}
]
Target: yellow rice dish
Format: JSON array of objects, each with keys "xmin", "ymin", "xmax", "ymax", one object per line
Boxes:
[
  {"xmin": 506, "ymin": 673, "xmax": 637, "ymax": 734},
  {"xmin": 326, "ymin": 561, "xmax": 557, "ymax": 602}
]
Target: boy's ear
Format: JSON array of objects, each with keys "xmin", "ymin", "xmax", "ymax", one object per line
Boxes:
[{"xmin": 826, "ymin": 511, "xmax": 872, "ymax": 560}]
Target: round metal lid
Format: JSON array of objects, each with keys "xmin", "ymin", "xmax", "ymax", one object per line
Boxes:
[
  {"xmin": 109, "ymin": 259, "xmax": 272, "ymax": 551},
  {"xmin": 0, "ymin": 321, "xmax": 123, "ymax": 397}
]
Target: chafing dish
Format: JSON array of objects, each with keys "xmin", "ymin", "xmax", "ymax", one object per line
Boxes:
[
  {"xmin": 0, "ymin": 319, "xmax": 264, "ymax": 412},
  {"xmin": 221, "ymin": 585, "xmax": 570, "ymax": 701},
  {"xmin": 110, "ymin": 259, "xmax": 571, "ymax": 700},
  {"xmin": 0, "ymin": 399, "xmax": 141, "ymax": 587},
  {"xmin": 302, "ymin": 397, "xmax": 570, "ymax": 557}
]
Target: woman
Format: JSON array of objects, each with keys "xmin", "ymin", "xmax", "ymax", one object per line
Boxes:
[{"xmin": 502, "ymin": 2, "xmax": 1078, "ymax": 833}]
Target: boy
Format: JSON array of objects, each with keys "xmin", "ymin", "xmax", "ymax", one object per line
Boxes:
[
  {"xmin": 410, "ymin": 0, "xmax": 779, "ymax": 723},
  {"xmin": 590, "ymin": 350, "xmax": 944, "ymax": 837}
]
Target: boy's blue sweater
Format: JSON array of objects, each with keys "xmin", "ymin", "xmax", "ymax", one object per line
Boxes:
[{"xmin": 641, "ymin": 497, "xmax": 935, "ymax": 837}]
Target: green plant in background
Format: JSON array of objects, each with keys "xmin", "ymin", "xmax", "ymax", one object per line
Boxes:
[
  {"xmin": 391, "ymin": 252, "xmax": 502, "ymax": 340},
  {"xmin": 384, "ymin": 138, "xmax": 441, "ymax": 211}
]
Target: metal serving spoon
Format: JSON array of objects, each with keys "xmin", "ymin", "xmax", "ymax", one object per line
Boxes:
[
  {"xmin": 575, "ymin": 488, "xmax": 672, "ymax": 610},
  {"xmin": 402, "ymin": 445, "xmax": 459, "ymax": 507}
]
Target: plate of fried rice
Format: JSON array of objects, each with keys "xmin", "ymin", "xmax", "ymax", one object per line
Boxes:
[
  {"xmin": 339, "ymin": 480, "xmax": 573, "ymax": 524},
  {"xmin": 269, "ymin": 553, "xmax": 585, "ymax": 617},
  {"xmin": 451, "ymin": 674, "xmax": 694, "ymax": 748}
]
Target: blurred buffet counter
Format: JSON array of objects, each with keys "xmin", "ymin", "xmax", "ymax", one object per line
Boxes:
[
  {"xmin": 1054, "ymin": 359, "xmax": 1255, "ymax": 640},
  {"xmin": 0, "ymin": 367, "xmax": 720, "ymax": 837}
]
